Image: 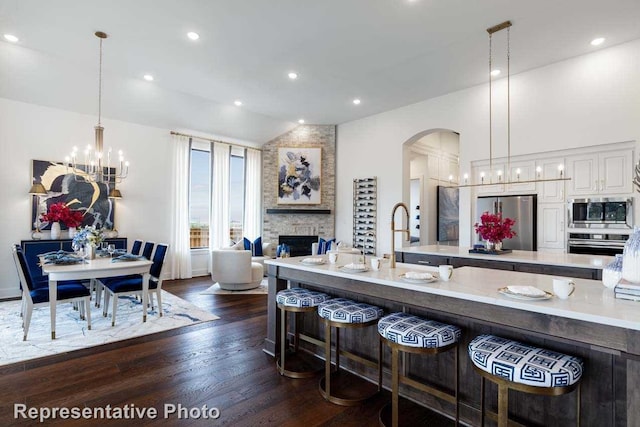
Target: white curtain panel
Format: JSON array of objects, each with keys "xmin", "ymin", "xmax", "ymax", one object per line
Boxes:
[
  {"xmin": 170, "ymin": 135, "xmax": 193, "ymax": 279},
  {"xmin": 243, "ymin": 148, "xmax": 262, "ymax": 240},
  {"xmin": 210, "ymin": 142, "xmax": 230, "ymax": 249}
]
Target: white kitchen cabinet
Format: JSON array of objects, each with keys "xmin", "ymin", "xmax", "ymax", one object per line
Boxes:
[
  {"xmin": 537, "ymin": 203, "xmax": 566, "ymax": 250},
  {"xmin": 537, "ymin": 158, "xmax": 566, "ymax": 203},
  {"xmin": 474, "ymin": 163, "xmax": 506, "ymax": 195},
  {"xmin": 566, "ymin": 150, "xmax": 633, "ymax": 196},
  {"xmin": 506, "ymin": 160, "xmax": 536, "ymax": 193}
]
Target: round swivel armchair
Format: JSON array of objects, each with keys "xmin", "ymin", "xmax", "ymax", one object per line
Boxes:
[{"xmin": 211, "ymin": 250, "xmax": 263, "ymax": 291}]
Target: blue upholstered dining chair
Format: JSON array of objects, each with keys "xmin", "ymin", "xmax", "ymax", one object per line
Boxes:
[
  {"xmin": 99, "ymin": 243, "xmax": 169, "ymax": 326},
  {"xmin": 131, "ymin": 239, "xmax": 143, "ymax": 256},
  {"xmin": 141, "ymin": 241, "xmax": 155, "ymax": 260},
  {"xmin": 12, "ymin": 245, "xmax": 91, "ymax": 340}
]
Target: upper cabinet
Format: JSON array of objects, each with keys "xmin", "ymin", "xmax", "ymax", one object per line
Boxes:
[
  {"xmin": 537, "ymin": 157, "xmax": 566, "ymax": 203},
  {"xmin": 566, "ymin": 149, "xmax": 633, "ymax": 196}
]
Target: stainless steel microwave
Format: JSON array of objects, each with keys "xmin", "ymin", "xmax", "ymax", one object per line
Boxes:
[{"xmin": 568, "ymin": 197, "xmax": 633, "ymax": 229}]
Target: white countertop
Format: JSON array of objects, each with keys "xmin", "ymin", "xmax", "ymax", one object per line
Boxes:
[
  {"xmin": 266, "ymin": 256, "xmax": 640, "ymax": 331},
  {"xmin": 397, "ymin": 245, "xmax": 614, "ymax": 269}
]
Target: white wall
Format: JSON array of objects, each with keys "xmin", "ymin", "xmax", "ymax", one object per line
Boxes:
[
  {"xmin": 336, "ymin": 38, "xmax": 640, "ymax": 256},
  {"xmin": 0, "ymin": 98, "xmax": 173, "ymax": 298}
]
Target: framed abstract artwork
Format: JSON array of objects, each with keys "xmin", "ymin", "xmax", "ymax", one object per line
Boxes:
[
  {"xmin": 31, "ymin": 160, "xmax": 115, "ymax": 230},
  {"xmin": 437, "ymin": 185, "xmax": 459, "ymax": 242},
  {"xmin": 277, "ymin": 147, "xmax": 321, "ymax": 204}
]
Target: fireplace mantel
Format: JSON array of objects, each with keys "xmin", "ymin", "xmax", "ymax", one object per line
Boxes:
[{"xmin": 266, "ymin": 209, "xmax": 331, "ymax": 215}]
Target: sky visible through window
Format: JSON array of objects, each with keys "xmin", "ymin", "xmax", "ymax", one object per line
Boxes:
[{"xmin": 190, "ymin": 150, "xmax": 244, "ymax": 228}]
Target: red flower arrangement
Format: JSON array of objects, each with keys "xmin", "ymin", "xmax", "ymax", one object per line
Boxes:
[
  {"xmin": 474, "ymin": 212, "xmax": 516, "ymax": 244},
  {"xmin": 41, "ymin": 202, "xmax": 84, "ymax": 228}
]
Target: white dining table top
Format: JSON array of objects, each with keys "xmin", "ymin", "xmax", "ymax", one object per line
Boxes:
[
  {"xmin": 41, "ymin": 256, "xmax": 152, "ymax": 280},
  {"xmin": 266, "ymin": 256, "xmax": 640, "ymax": 331}
]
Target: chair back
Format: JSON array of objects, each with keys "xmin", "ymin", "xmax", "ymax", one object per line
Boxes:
[
  {"xmin": 14, "ymin": 247, "xmax": 36, "ymax": 293},
  {"xmin": 150, "ymin": 243, "xmax": 169, "ymax": 279},
  {"xmin": 142, "ymin": 241, "xmax": 155, "ymax": 260},
  {"xmin": 131, "ymin": 239, "xmax": 143, "ymax": 255},
  {"xmin": 11, "ymin": 244, "xmax": 24, "ymax": 291}
]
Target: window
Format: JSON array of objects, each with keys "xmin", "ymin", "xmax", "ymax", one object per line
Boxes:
[
  {"xmin": 189, "ymin": 145, "xmax": 248, "ymax": 249},
  {"xmin": 189, "ymin": 148, "xmax": 210, "ymax": 249}
]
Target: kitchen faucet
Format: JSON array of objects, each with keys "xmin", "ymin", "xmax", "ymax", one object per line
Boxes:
[{"xmin": 389, "ymin": 202, "xmax": 410, "ymax": 268}]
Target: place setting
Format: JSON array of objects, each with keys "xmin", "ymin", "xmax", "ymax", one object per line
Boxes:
[
  {"xmin": 299, "ymin": 257, "xmax": 326, "ymax": 266},
  {"xmin": 339, "ymin": 262, "xmax": 369, "ymax": 273}
]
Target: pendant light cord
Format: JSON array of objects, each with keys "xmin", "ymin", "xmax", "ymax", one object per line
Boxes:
[{"xmin": 98, "ymin": 36, "xmax": 103, "ymax": 126}]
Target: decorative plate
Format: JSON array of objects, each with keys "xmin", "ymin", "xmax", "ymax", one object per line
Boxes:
[
  {"xmin": 498, "ymin": 287, "xmax": 553, "ymax": 301},
  {"xmin": 399, "ymin": 273, "xmax": 437, "ymax": 284},
  {"xmin": 340, "ymin": 265, "xmax": 368, "ymax": 273},
  {"xmin": 300, "ymin": 258, "xmax": 325, "ymax": 266}
]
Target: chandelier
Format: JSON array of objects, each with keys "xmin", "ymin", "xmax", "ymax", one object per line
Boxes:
[
  {"xmin": 456, "ymin": 21, "xmax": 570, "ymax": 188},
  {"xmin": 64, "ymin": 31, "xmax": 128, "ymax": 195}
]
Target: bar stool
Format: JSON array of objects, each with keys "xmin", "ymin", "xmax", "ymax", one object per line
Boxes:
[
  {"xmin": 317, "ymin": 297, "xmax": 384, "ymax": 406},
  {"xmin": 276, "ymin": 287, "xmax": 331, "ymax": 378},
  {"xmin": 468, "ymin": 334, "xmax": 584, "ymax": 427},
  {"xmin": 377, "ymin": 312, "xmax": 462, "ymax": 427}
]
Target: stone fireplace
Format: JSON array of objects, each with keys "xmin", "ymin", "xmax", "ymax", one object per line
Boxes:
[{"xmin": 261, "ymin": 125, "xmax": 336, "ymax": 247}]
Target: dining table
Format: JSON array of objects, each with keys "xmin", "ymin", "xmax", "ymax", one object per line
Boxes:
[{"xmin": 40, "ymin": 256, "xmax": 153, "ymax": 339}]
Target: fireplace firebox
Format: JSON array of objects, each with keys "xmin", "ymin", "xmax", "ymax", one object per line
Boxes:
[{"xmin": 278, "ymin": 235, "xmax": 318, "ymax": 257}]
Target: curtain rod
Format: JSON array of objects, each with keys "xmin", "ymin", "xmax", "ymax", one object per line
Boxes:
[{"xmin": 170, "ymin": 131, "xmax": 262, "ymax": 151}]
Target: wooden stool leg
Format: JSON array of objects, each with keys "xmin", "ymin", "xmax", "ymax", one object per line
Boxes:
[
  {"xmin": 392, "ymin": 346, "xmax": 399, "ymax": 427},
  {"xmin": 480, "ymin": 376, "xmax": 485, "ymax": 427},
  {"xmin": 294, "ymin": 310, "xmax": 300, "ymax": 352},
  {"xmin": 498, "ymin": 384, "xmax": 508, "ymax": 427},
  {"xmin": 378, "ymin": 335, "xmax": 383, "ymax": 391},
  {"xmin": 576, "ymin": 382, "xmax": 581, "ymax": 427},
  {"xmin": 279, "ymin": 306, "xmax": 286, "ymax": 375},
  {"xmin": 324, "ymin": 320, "xmax": 332, "ymax": 400},
  {"xmin": 335, "ymin": 327, "xmax": 340, "ymax": 371},
  {"xmin": 454, "ymin": 345, "xmax": 459, "ymax": 425}
]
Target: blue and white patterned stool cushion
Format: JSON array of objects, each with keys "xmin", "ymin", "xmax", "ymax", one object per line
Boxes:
[
  {"xmin": 276, "ymin": 288, "xmax": 331, "ymax": 308},
  {"xmin": 468, "ymin": 334, "xmax": 583, "ymax": 388},
  {"xmin": 318, "ymin": 298, "xmax": 384, "ymax": 324},
  {"xmin": 378, "ymin": 312, "xmax": 461, "ymax": 349}
]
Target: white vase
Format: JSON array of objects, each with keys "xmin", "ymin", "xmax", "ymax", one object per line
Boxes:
[
  {"xmin": 68, "ymin": 226, "xmax": 76, "ymax": 239},
  {"xmin": 50, "ymin": 222, "xmax": 61, "ymax": 240}
]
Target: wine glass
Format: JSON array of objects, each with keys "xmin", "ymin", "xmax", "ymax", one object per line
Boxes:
[{"xmin": 107, "ymin": 244, "xmax": 116, "ymax": 258}]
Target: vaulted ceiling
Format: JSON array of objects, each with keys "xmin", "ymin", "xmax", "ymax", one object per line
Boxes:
[{"xmin": 1, "ymin": 0, "xmax": 639, "ymax": 142}]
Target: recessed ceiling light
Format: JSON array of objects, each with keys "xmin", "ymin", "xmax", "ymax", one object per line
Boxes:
[
  {"xmin": 3, "ymin": 34, "xmax": 19, "ymax": 43},
  {"xmin": 590, "ymin": 37, "xmax": 605, "ymax": 46},
  {"xmin": 288, "ymin": 72, "xmax": 298, "ymax": 80},
  {"xmin": 353, "ymin": 99, "xmax": 361, "ymax": 105},
  {"xmin": 234, "ymin": 100, "xmax": 243, "ymax": 107},
  {"xmin": 143, "ymin": 74, "xmax": 154, "ymax": 81},
  {"xmin": 490, "ymin": 69, "xmax": 501, "ymax": 77},
  {"xmin": 298, "ymin": 119, "xmax": 305, "ymax": 124},
  {"xmin": 187, "ymin": 32, "xmax": 200, "ymax": 41}
]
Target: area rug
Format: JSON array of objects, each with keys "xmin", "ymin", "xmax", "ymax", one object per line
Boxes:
[
  {"xmin": 201, "ymin": 278, "xmax": 268, "ymax": 295},
  {"xmin": 0, "ymin": 291, "xmax": 219, "ymax": 367}
]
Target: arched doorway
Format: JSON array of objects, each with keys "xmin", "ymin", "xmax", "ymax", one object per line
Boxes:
[{"xmin": 402, "ymin": 129, "xmax": 460, "ymax": 246}]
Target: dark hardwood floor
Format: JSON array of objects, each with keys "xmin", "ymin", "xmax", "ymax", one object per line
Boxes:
[{"xmin": 0, "ymin": 277, "xmax": 397, "ymax": 426}]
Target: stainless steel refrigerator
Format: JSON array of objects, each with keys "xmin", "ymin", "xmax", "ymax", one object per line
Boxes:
[{"xmin": 476, "ymin": 195, "xmax": 537, "ymax": 251}]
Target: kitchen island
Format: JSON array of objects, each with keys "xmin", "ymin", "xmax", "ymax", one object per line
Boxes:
[
  {"xmin": 396, "ymin": 244, "xmax": 614, "ymax": 279},
  {"xmin": 265, "ymin": 257, "xmax": 638, "ymax": 426}
]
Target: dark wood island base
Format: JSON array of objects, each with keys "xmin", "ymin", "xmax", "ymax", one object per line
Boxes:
[{"xmin": 265, "ymin": 259, "xmax": 640, "ymax": 426}]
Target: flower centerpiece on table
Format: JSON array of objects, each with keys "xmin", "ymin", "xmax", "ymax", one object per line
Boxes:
[
  {"xmin": 474, "ymin": 212, "xmax": 516, "ymax": 248},
  {"xmin": 72, "ymin": 226, "xmax": 105, "ymax": 250},
  {"xmin": 40, "ymin": 202, "xmax": 84, "ymax": 228}
]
